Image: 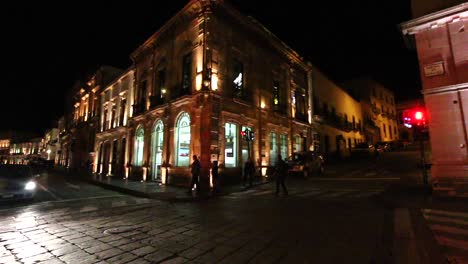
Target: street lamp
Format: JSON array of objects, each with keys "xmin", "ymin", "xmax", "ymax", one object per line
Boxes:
[{"xmin": 46, "ymin": 149, "xmax": 51, "ymax": 160}]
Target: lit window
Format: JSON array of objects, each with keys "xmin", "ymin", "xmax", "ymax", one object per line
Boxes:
[
  {"xmin": 175, "ymin": 112, "xmax": 191, "ymax": 166},
  {"xmin": 134, "ymin": 126, "xmax": 144, "ymax": 166}
]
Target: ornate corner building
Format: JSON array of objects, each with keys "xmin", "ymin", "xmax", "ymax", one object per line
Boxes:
[
  {"xmin": 60, "ymin": 0, "xmax": 384, "ymax": 187},
  {"xmin": 401, "ymin": 1, "xmax": 467, "ymax": 196},
  {"xmin": 124, "ymin": 0, "xmax": 315, "ymax": 186}
]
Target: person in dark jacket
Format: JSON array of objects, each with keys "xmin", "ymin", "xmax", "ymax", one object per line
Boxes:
[
  {"xmin": 211, "ymin": 160, "xmax": 219, "ymax": 193},
  {"xmin": 244, "ymin": 158, "xmax": 255, "ymax": 187},
  {"xmin": 275, "ymin": 154, "xmax": 288, "ymax": 196},
  {"xmin": 188, "ymin": 155, "xmax": 201, "ymax": 194}
]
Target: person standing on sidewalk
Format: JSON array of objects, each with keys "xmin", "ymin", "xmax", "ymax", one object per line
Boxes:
[
  {"xmin": 275, "ymin": 154, "xmax": 288, "ymax": 196},
  {"xmin": 211, "ymin": 160, "xmax": 219, "ymax": 193},
  {"xmin": 244, "ymin": 158, "xmax": 254, "ymax": 187},
  {"xmin": 188, "ymin": 155, "xmax": 201, "ymax": 194}
]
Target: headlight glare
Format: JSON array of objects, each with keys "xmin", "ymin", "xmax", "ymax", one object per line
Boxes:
[{"xmin": 25, "ymin": 181, "xmax": 36, "ymax": 190}]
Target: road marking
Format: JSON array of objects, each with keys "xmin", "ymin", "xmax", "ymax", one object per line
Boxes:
[
  {"xmin": 423, "ymin": 215, "xmax": 468, "ymax": 226},
  {"xmin": 111, "ymin": 200, "xmax": 127, "ymax": 207},
  {"xmin": 65, "ymin": 182, "xmax": 80, "ymax": 190},
  {"xmin": 423, "ymin": 209, "xmax": 468, "ymax": 219},
  {"xmin": 296, "ymin": 190, "xmax": 327, "ymax": 197},
  {"xmin": 34, "ymin": 194, "xmax": 125, "ymax": 205},
  {"xmin": 435, "ymin": 236, "xmax": 468, "ymax": 251},
  {"xmin": 309, "ymin": 177, "xmax": 399, "ymax": 181},
  {"xmin": 79, "ymin": 206, "xmax": 98, "ymax": 212},
  {"xmin": 317, "ymin": 191, "xmax": 355, "ymax": 198},
  {"xmin": 430, "ymin": 224, "xmax": 468, "ymax": 236},
  {"xmin": 37, "ymin": 183, "xmax": 60, "ymax": 201}
]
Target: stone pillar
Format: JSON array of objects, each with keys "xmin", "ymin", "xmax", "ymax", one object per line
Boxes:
[{"xmin": 198, "ymin": 92, "xmax": 212, "ymax": 193}]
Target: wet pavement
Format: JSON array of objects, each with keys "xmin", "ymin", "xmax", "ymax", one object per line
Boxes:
[{"xmin": 0, "ymin": 149, "xmax": 466, "ymax": 263}]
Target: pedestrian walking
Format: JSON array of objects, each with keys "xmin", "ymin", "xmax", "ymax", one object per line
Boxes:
[
  {"xmin": 244, "ymin": 157, "xmax": 254, "ymax": 187},
  {"xmin": 275, "ymin": 154, "xmax": 288, "ymax": 196},
  {"xmin": 211, "ymin": 160, "xmax": 220, "ymax": 193},
  {"xmin": 188, "ymin": 155, "xmax": 201, "ymax": 194}
]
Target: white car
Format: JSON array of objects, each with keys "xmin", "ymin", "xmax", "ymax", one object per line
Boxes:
[{"xmin": 0, "ymin": 164, "xmax": 37, "ymax": 200}]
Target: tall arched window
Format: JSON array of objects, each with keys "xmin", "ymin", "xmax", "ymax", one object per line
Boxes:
[
  {"xmin": 134, "ymin": 126, "xmax": 144, "ymax": 166},
  {"xmin": 151, "ymin": 120, "xmax": 164, "ymax": 179},
  {"xmin": 175, "ymin": 112, "xmax": 191, "ymax": 166},
  {"xmin": 270, "ymin": 132, "xmax": 277, "ymax": 165}
]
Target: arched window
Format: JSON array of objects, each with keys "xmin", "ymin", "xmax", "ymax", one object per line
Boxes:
[
  {"xmin": 134, "ymin": 126, "xmax": 144, "ymax": 166},
  {"xmin": 175, "ymin": 112, "xmax": 191, "ymax": 166},
  {"xmin": 270, "ymin": 132, "xmax": 277, "ymax": 165},
  {"xmin": 151, "ymin": 120, "xmax": 164, "ymax": 179}
]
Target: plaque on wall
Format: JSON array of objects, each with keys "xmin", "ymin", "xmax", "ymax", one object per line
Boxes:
[{"xmin": 423, "ymin": 61, "xmax": 444, "ymax": 77}]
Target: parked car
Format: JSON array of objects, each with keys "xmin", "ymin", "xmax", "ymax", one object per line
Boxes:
[
  {"xmin": 351, "ymin": 143, "xmax": 378, "ymax": 157},
  {"xmin": 0, "ymin": 164, "xmax": 38, "ymax": 200},
  {"xmin": 286, "ymin": 151, "xmax": 325, "ymax": 177}
]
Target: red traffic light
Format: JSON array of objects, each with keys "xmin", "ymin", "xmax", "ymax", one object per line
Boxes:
[{"xmin": 403, "ymin": 108, "xmax": 426, "ymax": 127}]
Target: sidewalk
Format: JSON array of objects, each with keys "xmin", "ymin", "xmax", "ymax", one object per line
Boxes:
[{"xmin": 76, "ymin": 171, "xmax": 271, "ymax": 202}]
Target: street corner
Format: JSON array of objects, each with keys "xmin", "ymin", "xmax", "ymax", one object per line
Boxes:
[{"xmin": 393, "ymin": 207, "xmax": 447, "ymax": 264}]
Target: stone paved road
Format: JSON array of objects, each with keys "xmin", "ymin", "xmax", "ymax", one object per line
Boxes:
[{"xmin": 0, "ymin": 182, "xmax": 390, "ymax": 264}]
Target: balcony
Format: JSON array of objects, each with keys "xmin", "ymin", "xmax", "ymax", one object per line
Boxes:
[
  {"xmin": 132, "ymin": 103, "xmax": 145, "ymax": 116},
  {"xmin": 294, "ymin": 112, "xmax": 308, "ymax": 123},
  {"xmin": 149, "ymin": 95, "xmax": 165, "ymax": 109}
]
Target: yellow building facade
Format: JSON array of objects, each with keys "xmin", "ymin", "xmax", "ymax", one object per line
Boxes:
[{"xmin": 312, "ymin": 69, "xmax": 365, "ymax": 159}]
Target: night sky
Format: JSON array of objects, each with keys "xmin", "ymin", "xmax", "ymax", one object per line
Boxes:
[{"xmin": 2, "ymin": 0, "xmax": 420, "ymax": 135}]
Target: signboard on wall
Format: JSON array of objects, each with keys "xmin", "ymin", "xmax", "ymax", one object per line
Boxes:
[{"xmin": 423, "ymin": 61, "xmax": 444, "ymax": 77}]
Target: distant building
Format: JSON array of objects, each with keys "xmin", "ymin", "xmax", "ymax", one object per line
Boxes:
[
  {"xmin": 344, "ymin": 78, "xmax": 399, "ymax": 144},
  {"xmin": 61, "ymin": 66, "xmax": 123, "ymax": 170},
  {"xmin": 41, "ymin": 128, "xmax": 59, "ymax": 162},
  {"xmin": 312, "ymin": 69, "xmax": 365, "ymax": 160},
  {"xmin": 400, "ymin": 1, "xmax": 467, "ymax": 196},
  {"xmin": 94, "ymin": 68, "xmax": 135, "ymax": 176},
  {"xmin": 9, "ymin": 137, "xmax": 43, "ymax": 164}
]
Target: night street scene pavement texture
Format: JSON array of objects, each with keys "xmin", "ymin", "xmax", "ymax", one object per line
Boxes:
[{"xmin": 0, "ymin": 147, "xmax": 467, "ymax": 263}]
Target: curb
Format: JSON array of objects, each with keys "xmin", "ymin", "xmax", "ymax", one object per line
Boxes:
[
  {"xmin": 81, "ymin": 177, "xmax": 272, "ymax": 203},
  {"xmin": 393, "ymin": 208, "xmax": 447, "ymax": 264}
]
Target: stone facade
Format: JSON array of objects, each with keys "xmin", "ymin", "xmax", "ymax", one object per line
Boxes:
[
  {"xmin": 126, "ymin": 0, "xmax": 315, "ymax": 187},
  {"xmin": 60, "ymin": 66, "xmax": 123, "ymax": 170},
  {"xmin": 94, "ymin": 68, "xmax": 135, "ymax": 177},
  {"xmin": 345, "ymin": 78, "xmax": 399, "ymax": 144},
  {"xmin": 313, "ymin": 69, "xmax": 365, "ymax": 160},
  {"xmin": 401, "ymin": 2, "xmax": 468, "ymax": 196}
]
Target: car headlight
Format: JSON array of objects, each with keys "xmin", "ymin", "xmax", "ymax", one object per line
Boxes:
[{"xmin": 25, "ymin": 181, "xmax": 36, "ymax": 190}]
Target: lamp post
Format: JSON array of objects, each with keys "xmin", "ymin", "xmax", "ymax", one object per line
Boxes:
[{"xmin": 46, "ymin": 149, "xmax": 51, "ymax": 160}]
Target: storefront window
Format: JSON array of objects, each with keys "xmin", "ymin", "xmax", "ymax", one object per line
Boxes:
[
  {"xmin": 224, "ymin": 123, "xmax": 237, "ymax": 167},
  {"xmin": 241, "ymin": 126, "xmax": 252, "ymax": 163},
  {"xmin": 280, "ymin": 134, "xmax": 288, "ymax": 159},
  {"xmin": 134, "ymin": 126, "xmax": 144, "ymax": 166},
  {"xmin": 151, "ymin": 120, "xmax": 164, "ymax": 179},
  {"xmin": 294, "ymin": 135, "xmax": 303, "ymax": 152},
  {"xmin": 175, "ymin": 112, "xmax": 190, "ymax": 166},
  {"xmin": 270, "ymin": 132, "xmax": 277, "ymax": 165}
]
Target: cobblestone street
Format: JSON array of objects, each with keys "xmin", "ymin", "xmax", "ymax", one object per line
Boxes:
[{"xmin": 0, "ymin": 189, "xmax": 388, "ymax": 264}]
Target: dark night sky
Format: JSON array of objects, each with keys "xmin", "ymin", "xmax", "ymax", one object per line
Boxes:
[{"xmin": 2, "ymin": 0, "xmax": 421, "ymax": 135}]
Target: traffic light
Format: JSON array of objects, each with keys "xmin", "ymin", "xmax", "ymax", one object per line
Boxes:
[
  {"xmin": 241, "ymin": 129, "xmax": 255, "ymax": 141},
  {"xmin": 241, "ymin": 130, "xmax": 247, "ymax": 140},
  {"xmin": 402, "ymin": 108, "xmax": 427, "ymax": 128}
]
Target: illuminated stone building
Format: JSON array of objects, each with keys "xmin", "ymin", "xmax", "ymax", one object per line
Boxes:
[
  {"xmin": 40, "ymin": 128, "xmax": 59, "ymax": 163},
  {"xmin": 312, "ymin": 69, "xmax": 365, "ymax": 159},
  {"xmin": 0, "ymin": 136, "xmax": 11, "ymax": 163},
  {"xmin": 61, "ymin": 66, "xmax": 123, "ymax": 169},
  {"xmin": 94, "ymin": 68, "xmax": 135, "ymax": 176},
  {"xmin": 9, "ymin": 138, "xmax": 42, "ymax": 164},
  {"xmin": 345, "ymin": 78, "xmax": 399, "ymax": 144},
  {"xmin": 125, "ymin": 0, "xmax": 317, "ymax": 186},
  {"xmin": 401, "ymin": 1, "xmax": 467, "ymax": 196}
]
